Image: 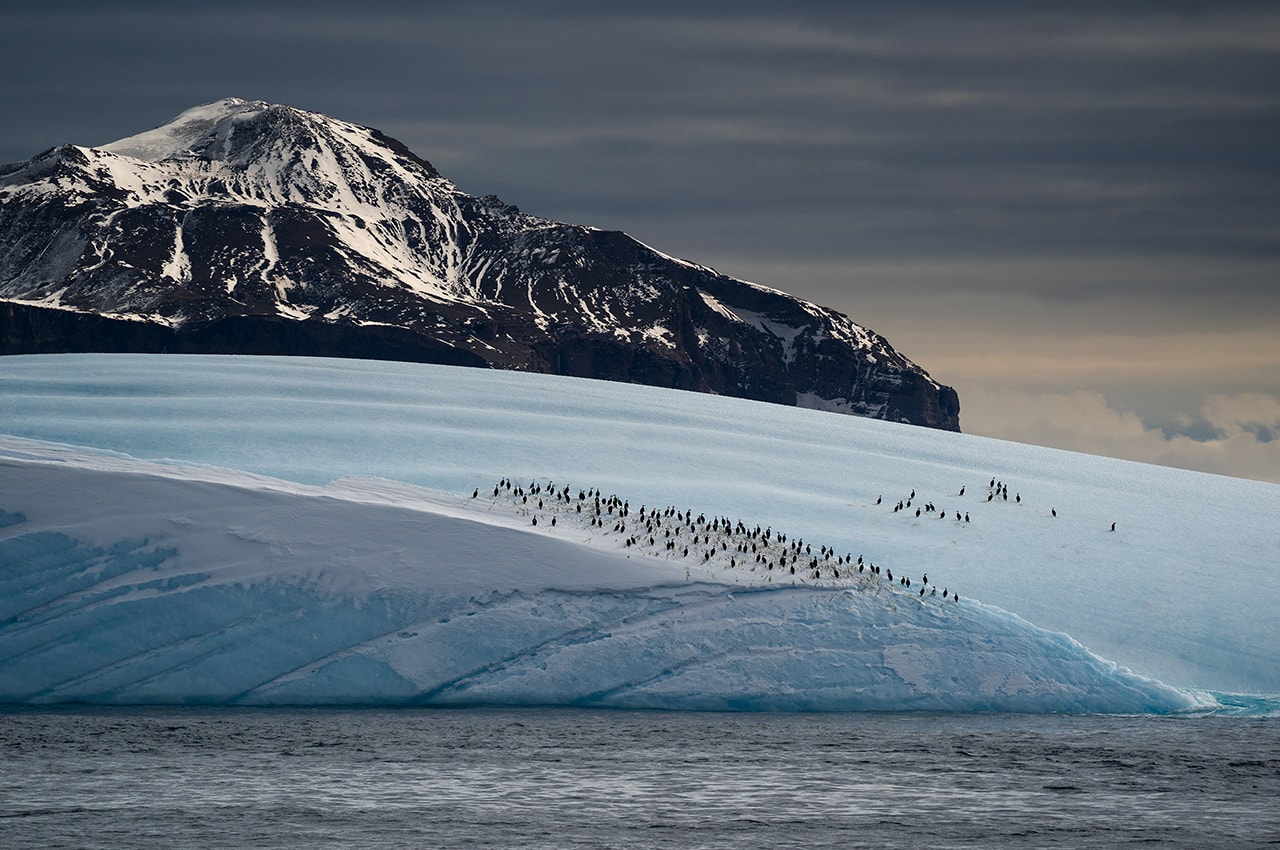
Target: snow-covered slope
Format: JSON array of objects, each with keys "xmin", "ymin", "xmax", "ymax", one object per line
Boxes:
[
  {"xmin": 0, "ymin": 98, "xmax": 958, "ymax": 429},
  {"xmin": 0, "ymin": 444, "xmax": 1197, "ymax": 712},
  {"xmin": 1, "ymin": 354, "xmax": 1277, "ymax": 711}
]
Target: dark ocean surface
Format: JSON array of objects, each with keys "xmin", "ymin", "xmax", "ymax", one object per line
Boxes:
[{"xmin": 2, "ymin": 707, "xmax": 1277, "ymax": 849}]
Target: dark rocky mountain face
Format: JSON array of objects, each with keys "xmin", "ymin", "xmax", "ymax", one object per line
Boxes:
[{"xmin": 0, "ymin": 98, "xmax": 959, "ymax": 430}]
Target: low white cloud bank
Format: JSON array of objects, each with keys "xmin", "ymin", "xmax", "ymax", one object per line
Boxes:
[{"xmin": 963, "ymin": 388, "xmax": 1280, "ymax": 483}]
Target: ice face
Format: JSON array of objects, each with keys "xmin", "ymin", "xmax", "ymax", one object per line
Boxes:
[
  {"xmin": 1, "ymin": 354, "xmax": 1277, "ymax": 705},
  {"xmin": 0, "ymin": 446, "xmax": 1198, "ymax": 713}
]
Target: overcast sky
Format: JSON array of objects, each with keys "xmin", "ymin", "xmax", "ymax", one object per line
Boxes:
[{"xmin": 3, "ymin": 1, "xmax": 1278, "ymax": 482}]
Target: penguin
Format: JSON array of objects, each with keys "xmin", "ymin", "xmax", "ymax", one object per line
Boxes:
[
  {"xmin": 1110, "ymin": 522, "xmax": 1116, "ymax": 532},
  {"xmin": 959, "ymin": 486, "xmax": 965, "ymax": 496},
  {"xmin": 531, "ymin": 516, "xmax": 538, "ymax": 526},
  {"xmin": 910, "ymin": 489, "xmax": 916, "ymax": 499},
  {"xmin": 1016, "ymin": 493, "xmax": 1021, "ymax": 504},
  {"xmin": 965, "ymin": 513, "xmax": 970, "ymax": 523},
  {"xmin": 923, "ymin": 574, "xmax": 928, "ymax": 584},
  {"xmin": 1052, "ymin": 508, "xmax": 1057, "ymax": 517},
  {"xmin": 551, "ymin": 516, "xmax": 556, "ymax": 526}
]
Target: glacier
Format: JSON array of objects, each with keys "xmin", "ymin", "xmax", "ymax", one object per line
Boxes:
[{"xmin": 2, "ymin": 354, "xmax": 1278, "ymax": 712}]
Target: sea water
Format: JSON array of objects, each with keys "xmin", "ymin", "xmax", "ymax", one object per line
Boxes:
[{"xmin": 1, "ymin": 707, "xmax": 1276, "ymax": 849}]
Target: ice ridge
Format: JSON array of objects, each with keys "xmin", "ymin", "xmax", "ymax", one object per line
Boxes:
[{"xmin": 0, "ymin": 446, "xmax": 1198, "ymax": 713}]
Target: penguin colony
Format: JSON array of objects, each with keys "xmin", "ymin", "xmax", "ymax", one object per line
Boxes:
[
  {"xmin": 473, "ymin": 478, "xmax": 965, "ymax": 604},
  {"xmin": 887, "ymin": 476, "xmax": 1019, "ymax": 522},
  {"xmin": 880, "ymin": 476, "xmax": 1115, "ymax": 531}
]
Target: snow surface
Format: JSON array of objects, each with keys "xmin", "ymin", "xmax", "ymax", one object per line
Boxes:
[
  {"xmin": 2, "ymin": 354, "xmax": 1278, "ymax": 712},
  {"xmin": 101, "ymin": 98, "xmax": 268, "ymax": 162}
]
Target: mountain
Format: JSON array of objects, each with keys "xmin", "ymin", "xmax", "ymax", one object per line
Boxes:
[{"xmin": 0, "ymin": 98, "xmax": 959, "ymax": 430}]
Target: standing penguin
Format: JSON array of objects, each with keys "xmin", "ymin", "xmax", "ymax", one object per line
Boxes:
[{"xmin": 1110, "ymin": 521, "xmax": 1116, "ymax": 532}]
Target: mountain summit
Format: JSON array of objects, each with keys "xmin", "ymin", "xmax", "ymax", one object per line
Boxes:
[{"xmin": 0, "ymin": 98, "xmax": 959, "ymax": 429}]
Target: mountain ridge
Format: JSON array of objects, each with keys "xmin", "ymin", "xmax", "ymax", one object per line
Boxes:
[{"xmin": 0, "ymin": 98, "xmax": 960, "ymax": 429}]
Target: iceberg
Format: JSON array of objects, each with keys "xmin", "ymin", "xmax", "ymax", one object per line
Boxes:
[
  {"xmin": 1, "ymin": 445, "xmax": 1196, "ymax": 712},
  {"xmin": 1, "ymin": 354, "xmax": 1277, "ymax": 710}
]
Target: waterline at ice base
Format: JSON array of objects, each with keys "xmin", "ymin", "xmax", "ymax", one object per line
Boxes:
[{"xmin": 2, "ymin": 355, "xmax": 1277, "ymax": 713}]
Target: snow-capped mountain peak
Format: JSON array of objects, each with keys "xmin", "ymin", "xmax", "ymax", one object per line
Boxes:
[
  {"xmin": 101, "ymin": 97, "xmax": 273, "ymax": 162},
  {"xmin": 0, "ymin": 98, "xmax": 960, "ymax": 430}
]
